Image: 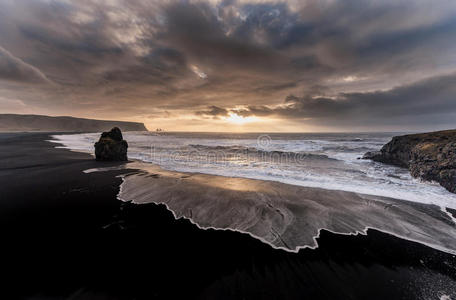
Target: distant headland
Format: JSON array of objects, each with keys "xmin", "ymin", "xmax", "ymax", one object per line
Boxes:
[{"xmin": 0, "ymin": 114, "xmax": 147, "ymax": 132}]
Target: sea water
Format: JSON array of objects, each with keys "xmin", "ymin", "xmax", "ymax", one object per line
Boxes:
[{"xmin": 50, "ymin": 131, "xmax": 456, "ymax": 209}]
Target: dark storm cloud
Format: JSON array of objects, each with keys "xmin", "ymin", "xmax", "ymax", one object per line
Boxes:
[
  {"xmin": 0, "ymin": 0, "xmax": 455, "ymax": 129},
  {"xmin": 196, "ymin": 105, "xmax": 229, "ymax": 118},
  {"xmin": 235, "ymin": 72, "xmax": 456, "ymax": 126},
  {"xmin": 161, "ymin": 1, "xmax": 291, "ymax": 75}
]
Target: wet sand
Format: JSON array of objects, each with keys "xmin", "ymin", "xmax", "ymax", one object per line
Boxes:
[
  {"xmin": 112, "ymin": 161, "xmax": 456, "ymax": 254},
  {"xmin": 1, "ymin": 133, "xmax": 456, "ymax": 299}
]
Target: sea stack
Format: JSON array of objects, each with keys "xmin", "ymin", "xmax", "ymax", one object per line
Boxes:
[
  {"xmin": 363, "ymin": 129, "xmax": 456, "ymax": 193},
  {"xmin": 94, "ymin": 127, "xmax": 128, "ymax": 161}
]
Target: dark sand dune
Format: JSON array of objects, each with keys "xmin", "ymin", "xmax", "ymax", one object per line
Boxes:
[{"xmin": 0, "ymin": 133, "xmax": 455, "ymax": 299}]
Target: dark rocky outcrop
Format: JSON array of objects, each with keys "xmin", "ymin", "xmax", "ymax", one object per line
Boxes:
[
  {"xmin": 94, "ymin": 127, "xmax": 128, "ymax": 161},
  {"xmin": 363, "ymin": 130, "xmax": 456, "ymax": 193}
]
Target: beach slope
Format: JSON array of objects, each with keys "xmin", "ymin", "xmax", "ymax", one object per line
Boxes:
[{"xmin": 0, "ymin": 133, "xmax": 455, "ymax": 299}]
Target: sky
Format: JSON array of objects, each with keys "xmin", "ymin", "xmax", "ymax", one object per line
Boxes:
[{"xmin": 1, "ymin": 0, "xmax": 456, "ymax": 132}]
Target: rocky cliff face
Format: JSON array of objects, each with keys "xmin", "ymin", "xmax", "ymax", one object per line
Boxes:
[
  {"xmin": 364, "ymin": 130, "xmax": 456, "ymax": 193},
  {"xmin": 0, "ymin": 114, "xmax": 147, "ymax": 132}
]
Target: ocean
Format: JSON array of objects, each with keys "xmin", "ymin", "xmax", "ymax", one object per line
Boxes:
[{"xmin": 50, "ymin": 131, "xmax": 456, "ymax": 209}]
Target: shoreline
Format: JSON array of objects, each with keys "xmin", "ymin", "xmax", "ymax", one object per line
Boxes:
[
  {"xmin": 50, "ymin": 133, "xmax": 456, "ymax": 255},
  {"xmin": 49, "ymin": 131, "xmax": 456, "ymax": 210},
  {"xmin": 51, "ymin": 132, "xmax": 456, "ymax": 255},
  {"xmin": 102, "ymin": 160, "xmax": 456, "ymax": 254},
  {"xmin": 1, "ymin": 132, "xmax": 456, "ymax": 299},
  {"xmin": 81, "ymin": 152, "xmax": 456, "ymax": 255},
  {"xmin": 120, "ymin": 192, "xmax": 456, "ymax": 256}
]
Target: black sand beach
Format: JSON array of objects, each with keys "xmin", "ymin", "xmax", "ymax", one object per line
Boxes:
[{"xmin": 1, "ymin": 133, "xmax": 456, "ymax": 299}]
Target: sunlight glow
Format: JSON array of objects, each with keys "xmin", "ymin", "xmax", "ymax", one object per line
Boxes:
[{"xmin": 223, "ymin": 112, "xmax": 258, "ymax": 124}]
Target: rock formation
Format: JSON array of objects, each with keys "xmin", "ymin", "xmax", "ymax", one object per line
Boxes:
[
  {"xmin": 94, "ymin": 127, "xmax": 128, "ymax": 161},
  {"xmin": 363, "ymin": 130, "xmax": 456, "ymax": 193}
]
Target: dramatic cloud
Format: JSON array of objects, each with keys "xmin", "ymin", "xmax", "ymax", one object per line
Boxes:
[
  {"xmin": 0, "ymin": 0, "xmax": 455, "ymax": 131},
  {"xmin": 196, "ymin": 105, "xmax": 229, "ymax": 118},
  {"xmin": 0, "ymin": 46, "xmax": 51, "ymax": 84},
  {"xmin": 233, "ymin": 73, "xmax": 456, "ymax": 127}
]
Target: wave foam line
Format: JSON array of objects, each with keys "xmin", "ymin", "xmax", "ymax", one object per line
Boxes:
[{"xmin": 105, "ymin": 162, "xmax": 456, "ymax": 255}]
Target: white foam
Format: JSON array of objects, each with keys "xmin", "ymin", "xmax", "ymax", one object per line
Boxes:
[
  {"xmin": 50, "ymin": 132, "xmax": 456, "ymax": 209},
  {"xmin": 110, "ymin": 164, "xmax": 456, "ymax": 255}
]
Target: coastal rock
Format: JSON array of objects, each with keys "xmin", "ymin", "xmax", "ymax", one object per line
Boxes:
[
  {"xmin": 362, "ymin": 151, "xmax": 382, "ymax": 161},
  {"xmin": 364, "ymin": 130, "xmax": 456, "ymax": 193},
  {"xmin": 94, "ymin": 127, "xmax": 128, "ymax": 161}
]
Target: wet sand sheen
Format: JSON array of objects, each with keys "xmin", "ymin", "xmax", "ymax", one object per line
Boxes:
[{"xmin": 88, "ymin": 161, "xmax": 456, "ymax": 254}]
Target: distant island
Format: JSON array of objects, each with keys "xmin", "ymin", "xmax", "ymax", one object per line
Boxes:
[{"xmin": 0, "ymin": 114, "xmax": 147, "ymax": 132}]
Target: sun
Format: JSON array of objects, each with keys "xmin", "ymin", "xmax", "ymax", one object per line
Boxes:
[{"xmin": 223, "ymin": 112, "xmax": 257, "ymax": 124}]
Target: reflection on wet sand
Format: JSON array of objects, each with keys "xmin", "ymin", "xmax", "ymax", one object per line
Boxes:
[{"xmin": 87, "ymin": 161, "xmax": 456, "ymax": 254}]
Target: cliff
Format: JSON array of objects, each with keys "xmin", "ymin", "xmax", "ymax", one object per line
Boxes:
[
  {"xmin": 0, "ymin": 114, "xmax": 147, "ymax": 132},
  {"xmin": 364, "ymin": 130, "xmax": 456, "ymax": 193}
]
